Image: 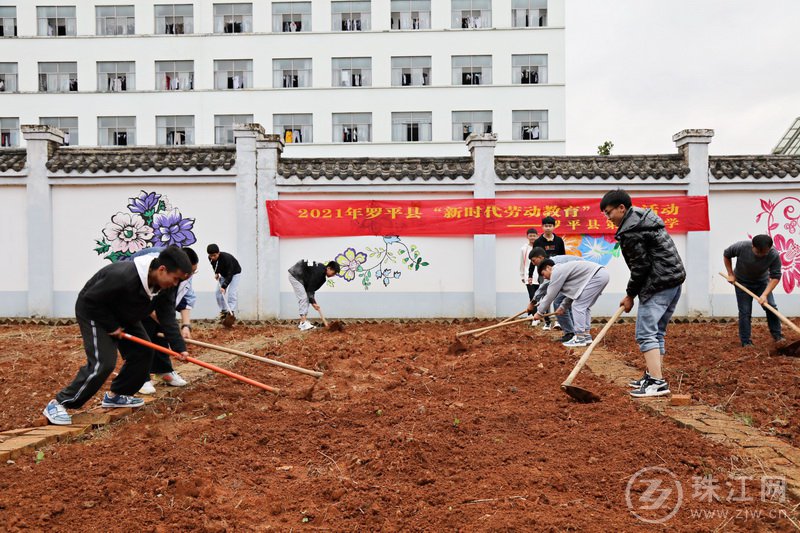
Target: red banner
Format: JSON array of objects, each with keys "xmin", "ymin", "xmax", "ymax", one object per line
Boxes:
[{"xmin": 266, "ymin": 196, "xmax": 709, "ymax": 237}]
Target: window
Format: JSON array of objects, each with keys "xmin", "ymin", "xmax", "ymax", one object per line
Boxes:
[
  {"xmin": 0, "ymin": 117, "xmax": 19, "ymax": 147},
  {"xmin": 39, "ymin": 62, "xmax": 78, "ymax": 92},
  {"xmin": 274, "ymin": 114, "xmax": 312, "ymax": 144},
  {"xmin": 512, "ymin": 0, "xmax": 547, "ymax": 27},
  {"xmin": 332, "ymin": 113, "xmax": 371, "ymax": 142},
  {"xmin": 0, "ymin": 63, "xmax": 18, "ymax": 93},
  {"xmin": 332, "ymin": 1, "xmax": 370, "ymax": 31},
  {"xmin": 272, "ymin": 58, "xmax": 312, "ymax": 88},
  {"xmin": 157, "ymin": 115, "xmax": 194, "ymax": 145},
  {"xmin": 512, "ymin": 54, "xmax": 547, "ymax": 84},
  {"xmin": 37, "ymin": 6, "xmax": 77, "ymax": 36},
  {"xmin": 214, "ymin": 60, "xmax": 252, "ymax": 89},
  {"xmin": 155, "ymin": 61, "xmax": 193, "ymax": 90},
  {"xmin": 391, "ymin": 56, "xmax": 431, "ymax": 86},
  {"xmin": 513, "ymin": 110, "xmax": 548, "ymax": 140},
  {"xmin": 97, "ymin": 61, "xmax": 135, "ymax": 92},
  {"xmin": 452, "ymin": 110, "xmax": 492, "ymax": 140},
  {"xmin": 452, "ymin": 55, "xmax": 491, "ymax": 85},
  {"xmin": 96, "ymin": 5, "xmax": 135, "ymax": 35},
  {"xmin": 215, "ymin": 114, "xmax": 254, "ymax": 144},
  {"xmin": 40, "ymin": 117, "xmax": 78, "ymax": 145},
  {"xmin": 272, "ymin": 2, "xmax": 311, "ymax": 32},
  {"xmin": 390, "ymin": 0, "xmax": 430, "ymax": 30},
  {"xmin": 155, "ymin": 4, "xmax": 193, "ymax": 34},
  {"xmin": 392, "ymin": 112, "xmax": 431, "ymax": 142},
  {"xmin": 214, "ymin": 3, "xmax": 252, "ymax": 33},
  {"xmin": 451, "ymin": 0, "xmax": 491, "ymax": 29},
  {"xmin": 332, "ymin": 57, "xmax": 371, "ymax": 87},
  {"xmin": 0, "ymin": 7, "xmax": 17, "ymax": 37},
  {"xmin": 98, "ymin": 116, "xmax": 136, "ymax": 146}
]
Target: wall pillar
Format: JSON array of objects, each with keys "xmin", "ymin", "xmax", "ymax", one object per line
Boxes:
[
  {"xmin": 22, "ymin": 125, "xmax": 63, "ymax": 317},
  {"xmin": 233, "ymin": 124, "xmax": 262, "ymax": 319},
  {"xmin": 467, "ymin": 133, "xmax": 498, "ymax": 318},
  {"xmin": 673, "ymin": 128, "xmax": 714, "ymax": 316},
  {"xmin": 255, "ymin": 133, "xmax": 284, "ymax": 319}
]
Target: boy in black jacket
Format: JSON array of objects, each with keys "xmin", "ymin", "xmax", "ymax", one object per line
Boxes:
[
  {"xmin": 207, "ymin": 243, "xmax": 242, "ymax": 324},
  {"xmin": 42, "ymin": 246, "xmax": 192, "ymax": 425},
  {"xmin": 600, "ymin": 189, "xmax": 686, "ymax": 398},
  {"xmin": 288, "ymin": 259, "xmax": 341, "ymax": 330}
]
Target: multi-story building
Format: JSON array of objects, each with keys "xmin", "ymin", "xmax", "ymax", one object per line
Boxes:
[{"xmin": 0, "ymin": 0, "xmax": 564, "ymax": 156}]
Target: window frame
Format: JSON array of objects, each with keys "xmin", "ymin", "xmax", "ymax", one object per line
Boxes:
[
  {"xmin": 332, "ymin": 57, "xmax": 372, "ymax": 88},
  {"xmin": 39, "ymin": 116, "xmax": 78, "ymax": 145},
  {"xmin": 98, "ymin": 115, "xmax": 136, "ymax": 146},
  {"xmin": 213, "ymin": 3, "xmax": 253, "ymax": 34},
  {"xmin": 0, "ymin": 63, "xmax": 18, "ymax": 93},
  {"xmin": 156, "ymin": 115, "xmax": 195, "ymax": 145},
  {"xmin": 155, "ymin": 60, "xmax": 194, "ymax": 91},
  {"xmin": 452, "ymin": 55, "xmax": 492, "ymax": 86},
  {"xmin": 37, "ymin": 6, "xmax": 77, "ymax": 37},
  {"xmin": 332, "ymin": 112, "xmax": 372, "ymax": 143},
  {"xmin": 214, "ymin": 114, "xmax": 254, "ymax": 144},
  {"xmin": 0, "ymin": 6, "xmax": 18, "ymax": 37},
  {"xmin": 273, "ymin": 113, "xmax": 313, "ymax": 144},
  {"xmin": 331, "ymin": 1, "xmax": 371, "ymax": 32},
  {"xmin": 512, "ymin": 110, "xmax": 548, "ymax": 141},
  {"xmin": 214, "ymin": 59, "xmax": 253, "ymax": 90},
  {"xmin": 391, "ymin": 56, "xmax": 431, "ymax": 87},
  {"xmin": 452, "ymin": 110, "xmax": 492, "ymax": 141},
  {"xmin": 97, "ymin": 61, "xmax": 135, "ymax": 92},
  {"xmin": 391, "ymin": 111, "xmax": 432, "ymax": 142},
  {"xmin": 390, "ymin": 0, "xmax": 430, "ymax": 30},
  {"xmin": 95, "ymin": 5, "xmax": 135, "ymax": 36},
  {"xmin": 512, "ymin": 54, "xmax": 547, "ymax": 84},
  {"xmin": 0, "ymin": 117, "xmax": 19, "ymax": 147},
  {"xmin": 38, "ymin": 62, "xmax": 79, "ymax": 93},
  {"xmin": 511, "ymin": 0, "xmax": 547, "ymax": 28},
  {"xmin": 451, "ymin": 0, "xmax": 491, "ymax": 29},
  {"xmin": 272, "ymin": 58, "xmax": 313, "ymax": 88},
  {"xmin": 155, "ymin": 4, "xmax": 194, "ymax": 34},
  {"xmin": 272, "ymin": 2, "xmax": 311, "ymax": 32}
]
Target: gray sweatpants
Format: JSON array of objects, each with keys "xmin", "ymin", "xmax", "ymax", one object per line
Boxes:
[
  {"xmin": 288, "ymin": 274, "xmax": 309, "ymax": 316},
  {"xmin": 570, "ymin": 268, "xmax": 610, "ymax": 337}
]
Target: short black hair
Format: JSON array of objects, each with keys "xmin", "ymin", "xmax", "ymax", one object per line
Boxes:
[
  {"xmin": 752, "ymin": 234, "xmax": 773, "ymax": 250},
  {"xmin": 182, "ymin": 247, "xmax": 199, "ymax": 265},
  {"xmin": 154, "ymin": 246, "xmax": 192, "ymax": 274},
  {"xmin": 326, "ymin": 261, "xmax": 341, "ymax": 274},
  {"xmin": 537, "ymin": 258, "xmax": 555, "ymax": 275},
  {"xmin": 206, "ymin": 243, "xmax": 220, "ymax": 254},
  {"xmin": 528, "ymin": 247, "xmax": 547, "ymax": 260},
  {"xmin": 600, "ymin": 189, "xmax": 632, "ymax": 211},
  {"xmin": 526, "ymin": 227, "xmax": 538, "ymax": 236},
  {"xmin": 541, "ymin": 216, "xmax": 556, "ymax": 226}
]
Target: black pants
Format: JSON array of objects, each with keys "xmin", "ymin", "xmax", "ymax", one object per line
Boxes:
[
  {"xmin": 142, "ymin": 316, "xmax": 175, "ymax": 374},
  {"xmin": 526, "ymin": 284, "xmax": 538, "ymax": 315},
  {"xmin": 56, "ymin": 316, "xmax": 153, "ymax": 409}
]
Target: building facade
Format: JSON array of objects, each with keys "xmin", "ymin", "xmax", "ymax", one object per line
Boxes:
[{"xmin": 0, "ymin": 0, "xmax": 565, "ymax": 156}]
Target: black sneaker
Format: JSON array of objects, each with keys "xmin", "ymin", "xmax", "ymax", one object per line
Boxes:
[
  {"xmin": 629, "ymin": 377, "xmax": 670, "ymax": 398},
  {"xmin": 628, "ymin": 371, "xmax": 651, "ymax": 388},
  {"xmin": 560, "ymin": 333, "xmax": 574, "ymax": 343}
]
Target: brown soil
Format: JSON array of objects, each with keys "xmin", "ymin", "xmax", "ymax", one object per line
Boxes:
[
  {"xmin": 604, "ymin": 321, "xmax": 800, "ymax": 448},
  {"xmin": 0, "ymin": 321, "xmax": 797, "ymax": 531}
]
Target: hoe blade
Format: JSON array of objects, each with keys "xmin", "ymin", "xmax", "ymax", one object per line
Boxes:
[{"xmin": 561, "ymin": 384, "xmax": 601, "ymax": 403}]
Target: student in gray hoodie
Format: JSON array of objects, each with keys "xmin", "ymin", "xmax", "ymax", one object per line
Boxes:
[{"xmin": 529, "ymin": 258, "xmax": 610, "ymax": 348}]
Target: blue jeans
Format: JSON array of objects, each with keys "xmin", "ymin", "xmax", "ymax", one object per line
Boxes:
[
  {"xmin": 216, "ymin": 273, "xmax": 241, "ymax": 314},
  {"xmin": 734, "ymin": 279, "xmax": 782, "ymax": 343},
  {"xmin": 635, "ymin": 285, "xmax": 681, "ymax": 353},
  {"xmin": 554, "ymin": 293, "xmax": 574, "ymax": 334}
]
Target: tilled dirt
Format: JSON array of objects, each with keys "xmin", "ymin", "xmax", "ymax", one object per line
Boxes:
[
  {"xmin": 604, "ymin": 321, "xmax": 800, "ymax": 447},
  {"xmin": 0, "ymin": 321, "xmax": 797, "ymax": 531}
]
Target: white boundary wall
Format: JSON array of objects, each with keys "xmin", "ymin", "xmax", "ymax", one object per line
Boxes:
[{"xmin": 2, "ymin": 125, "xmax": 798, "ymax": 319}]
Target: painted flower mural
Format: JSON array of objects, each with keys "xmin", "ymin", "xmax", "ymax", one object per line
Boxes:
[
  {"xmin": 577, "ymin": 235, "xmax": 619, "ymax": 266},
  {"xmin": 756, "ymin": 196, "xmax": 800, "ymax": 293},
  {"xmin": 102, "ymin": 213, "xmax": 154, "ymax": 254},
  {"xmin": 335, "ymin": 247, "xmax": 368, "ymax": 281},
  {"xmin": 94, "ymin": 190, "xmax": 197, "ymax": 262},
  {"xmin": 330, "ymin": 236, "xmax": 429, "ymax": 290}
]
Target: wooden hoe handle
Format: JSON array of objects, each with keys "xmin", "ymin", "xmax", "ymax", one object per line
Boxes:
[
  {"xmin": 561, "ymin": 306, "xmax": 626, "ymax": 388},
  {"xmin": 718, "ymin": 272, "xmax": 800, "ymax": 336}
]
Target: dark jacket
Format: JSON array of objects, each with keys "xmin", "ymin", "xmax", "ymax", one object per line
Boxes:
[
  {"xmin": 75, "ymin": 260, "xmax": 186, "ymax": 352},
  {"xmin": 616, "ymin": 206, "xmax": 686, "ymax": 302},
  {"xmin": 532, "ymin": 234, "xmax": 566, "ymax": 257},
  {"xmin": 288, "ymin": 260, "xmax": 328, "ymax": 304},
  {"xmin": 210, "ymin": 251, "xmax": 242, "ymax": 289}
]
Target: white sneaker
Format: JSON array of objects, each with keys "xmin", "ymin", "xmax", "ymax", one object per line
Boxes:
[
  {"xmin": 562, "ymin": 336, "xmax": 591, "ymax": 348},
  {"xmin": 157, "ymin": 371, "xmax": 187, "ymax": 387},
  {"xmin": 542, "ymin": 323, "xmax": 552, "ymax": 331},
  {"xmin": 299, "ymin": 320, "xmax": 316, "ymax": 331},
  {"xmin": 43, "ymin": 399, "xmax": 71, "ymax": 425},
  {"xmin": 530, "ymin": 319, "xmax": 540, "ymax": 327},
  {"xmin": 553, "ymin": 322, "xmax": 562, "ymax": 330},
  {"xmin": 138, "ymin": 380, "xmax": 156, "ymax": 395}
]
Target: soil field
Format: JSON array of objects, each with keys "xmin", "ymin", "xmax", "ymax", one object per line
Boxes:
[
  {"xmin": 0, "ymin": 320, "xmax": 797, "ymax": 531},
  {"xmin": 603, "ymin": 321, "xmax": 800, "ymax": 448}
]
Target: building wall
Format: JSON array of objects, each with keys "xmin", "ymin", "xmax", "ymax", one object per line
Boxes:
[
  {"xmin": 0, "ymin": 0, "xmax": 566, "ymax": 156},
  {"xmin": 4, "ymin": 125, "xmax": 799, "ymax": 319}
]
